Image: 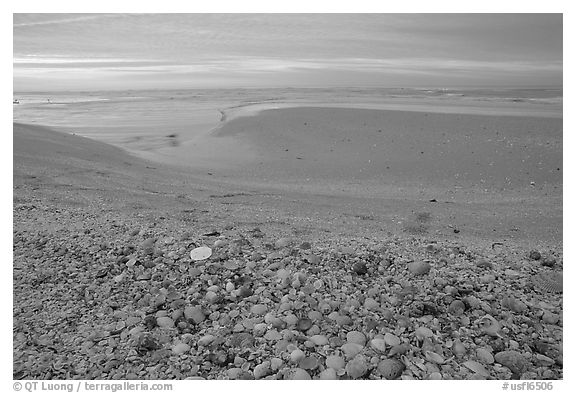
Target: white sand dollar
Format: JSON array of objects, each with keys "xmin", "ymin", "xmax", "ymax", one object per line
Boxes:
[{"xmin": 190, "ymin": 246, "xmax": 212, "ymax": 261}]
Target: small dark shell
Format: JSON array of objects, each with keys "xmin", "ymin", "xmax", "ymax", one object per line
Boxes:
[
  {"xmin": 352, "ymin": 262, "xmax": 368, "ymax": 275},
  {"xmin": 529, "ymin": 250, "xmax": 542, "ymax": 260},
  {"xmin": 297, "ymin": 318, "xmax": 313, "ymax": 331},
  {"xmin": 448, "ymin": 300, "xmax": 466, "ymax": 316}
]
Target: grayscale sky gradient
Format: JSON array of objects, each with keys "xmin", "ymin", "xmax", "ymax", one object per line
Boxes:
[{"xmin": 13, "ymin": 13, "xmax": 562, "ymax": 91}]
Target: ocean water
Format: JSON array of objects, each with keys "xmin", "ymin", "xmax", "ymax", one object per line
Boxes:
[{"xmin": 13, "ymin": 87, "xmax": 562, "ymax": 159}]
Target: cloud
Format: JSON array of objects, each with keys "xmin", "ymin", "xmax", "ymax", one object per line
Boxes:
[{"xmin": 13, "ymin": 14, "xmax": 122, "ymax": 28}]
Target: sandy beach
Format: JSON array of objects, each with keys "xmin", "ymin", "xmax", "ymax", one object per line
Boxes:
[{"xmin": 13, "ymin": 95, "xmax": 563, "ymax": 380}]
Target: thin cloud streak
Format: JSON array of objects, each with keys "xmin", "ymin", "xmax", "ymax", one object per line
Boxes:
[
  {"xmin": 14, "ymin": 56, "xmax": 562, "ymax": 75},
  {"xmin": 13, "ymin": 14, "xmax": 122, "ymax": 28}
]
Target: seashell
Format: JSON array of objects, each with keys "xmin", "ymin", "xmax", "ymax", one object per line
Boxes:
[
  {"xmin": 541, "ymin": 256, "xmax": 556, "ymax": 267},
  {"xmin": 364, "ymin": 297, "xmax": 380, "ymax": 310},
  {"xmin": 384, "ymin": 333, "xmax": 401, "ymax": 347},
  {"xmin": 270, "ymin": 357, "xmax": 283, "ymax": 371},
  {"xmin": 477, "ymin": 315, "xmax": 504, "ymax": 338},
  {"xmin": 448, "ymin": 300, "xmax": 466, "ymax": 316},
  {"xmin": 533, "ymin": 341, "xmax": 562, "ymax": 365},
  {"xmin": 319, "ymin": 368, "xmax": 338, "ymax": 380},
  {"xmin": 370, "ymin": 338, "xmax": 387, "ymax": 353},
  {"xmin": 377, "ymin": 358, "xmax": 405, "ymax": 380},
  {"xmin": 529, "ymin": 250, "xmax": 542, "ymax": 260},
  {"xmin": 335, "ymin": 315, "xmax": 353, "ymax": 326},
  {"xmin": 415, "ymin": 326, "xmax": 434, "ymax": 340},
  {"xmin": 238, "ymin": 286, "xmax": 253, "ymax": 298},
  {"xmin": 462, "ymin": 360, "xmax": 490, "ymax": 377},
  {"xmin": 388, "ymin": 343, "xmax": 410, "ymax": 357},
  {"xmin": 326, "ymin": 355, "xmax": 345, "ymax": 370},
  {"xmin": 407, "ymin": 261, "xmax": 431, "ymax": 276},
  {"xmin": 352, "ymin": 262, "xmax": 368, "ymax": 275},
  {"xmin": 172, "ymin": 342, "xmax": 190, "ymax": 355},
  {"xmin": 428, "ymin": 372, "xmax": 442, "ymax": 380},
  {"xmin": 341, "ymin": 343, "xmax": 364, "ymax": 359},
  {"xmin": 223, "ymin": 260, "xmax": 239, "ymax": 270},
  {"xmin": 345, "ymin": 355, "xmax": 368, "ymax": 379},
  {"xmin": 253, "ymin": 362, "xmax": 271, "ymax": 379},
  {"xmin": 309, "ymin": 335, "xmax": 328, "ymax": 346},
  {"xmin": 299, "ymin": 356, "xmax": 319, "ymax": 370},
  {"xmin": 289, "ymin": 368, "xmax": 311, "ymax": 380},
  {"xmin": 494, "ymin": 351, "xmax": 528, "ymax": 376},
  {"xmin": 250, "ymin": 304, "xmax": 268, "ymax": 316},
  {"xmin": 531, "ymin": 272, "xmax": 563, "ymax": 293},
  {"xmin": 297, "ymin": 318, "xmax": 313, "ymax": 331},
  {"xmin": 197, "ymin": 334, "xmax": 215, "ymax": 346},
  {"xmin": 475, "ymin": 258, "xmax": 493, "ymax": 268},
  {"xmin": 230, "ymin": 332, "xmax": 255, "ymax": 348},
  {"xmin": 424, "ymin": 351, "xmax": 445, "ymax": 364},
  {"xmin": 451, "ymin": 339, "xmax": 466, "ymax": 357},
  {"xmin": 476, "ymin": 348, "xmax": 494, "ymax": 364},
  {"xmin": 227, "ymin": 368, "xmax": 243, "ymax": 380},
  {"xmin": 189, "ymin": 246, "xmax": 212, "ymax": 261},
  {"xmin": 346, "ymin": 331, "xmax": 366, "ymax": 346},
  {"xmin": 501, "ymin": 297, "xmax": 527, "ymax": 313},
  {"xmin": 290, "ymin": 349, "xmax": 306, "ymax": 363},
  {"xmin": 275, "ymin": 237, "xmax": 292, "ymax": 248}
]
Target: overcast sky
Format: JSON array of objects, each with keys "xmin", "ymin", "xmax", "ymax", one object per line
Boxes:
[{"xmin": 13, "ymin": 13, "xmax": 562, "ymax": 91}]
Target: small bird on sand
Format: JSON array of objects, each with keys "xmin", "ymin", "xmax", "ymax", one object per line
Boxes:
[{"xmin": 477, "ymin": 315, "xmax": 505, "ymax": 338}]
